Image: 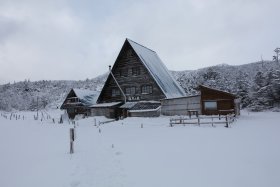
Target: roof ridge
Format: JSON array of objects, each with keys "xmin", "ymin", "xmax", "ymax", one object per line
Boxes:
[{"xmin": 126, "ymin": 38, "xmax": 156, "ymax": 53}]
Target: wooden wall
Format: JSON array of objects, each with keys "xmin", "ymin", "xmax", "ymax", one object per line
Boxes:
[
  {"xmin": 97, "ymin": 41, "xmax": 166, "ymax": 103},
  {"xmin": 200, "ymin": 86, "xmax": 236, "ymax": 115}
]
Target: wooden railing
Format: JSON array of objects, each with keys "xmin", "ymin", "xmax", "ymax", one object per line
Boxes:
[{"xmin": 170, "ymin": 114, "xmax": 235, "ymax": 128}]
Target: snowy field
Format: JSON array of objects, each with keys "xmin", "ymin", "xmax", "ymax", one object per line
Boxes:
[{"xmin": 0, "ymin": 110, "xmax": 279, "ymax": 187}]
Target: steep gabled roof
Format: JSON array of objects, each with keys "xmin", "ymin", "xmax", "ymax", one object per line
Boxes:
[
  {"xmin": 72, "ymin": 89, "xmax": 99, "ymax": 106},
  {"xmin": 127, "ymin": 39, "xmax": 186, "ymax": 98}
]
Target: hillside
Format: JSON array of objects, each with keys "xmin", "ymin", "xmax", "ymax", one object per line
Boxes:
[
  {"xmin": 0, "ymin": 73, "xmax": 108, "ymax": 111},
  {"xmin": 0, "ymin": 61, "xmax": 279, "ymax": 111}
]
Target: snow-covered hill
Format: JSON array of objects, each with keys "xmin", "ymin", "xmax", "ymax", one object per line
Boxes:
[
  {"xmin": 0, "ymin": 73, "xmax": 108, "ymax": 111},
  {"xmin": 0, "ymin": 61, "xmax": 279, "ymax": 111}
]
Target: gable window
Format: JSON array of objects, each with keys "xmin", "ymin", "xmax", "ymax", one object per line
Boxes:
[
  {"xmin": 112, "ymin": 88, "xmax": 120, "ymax": 97},
  {"xmin": 204, "ymin": 101, "xmax": 217, "ymax": 110},
  {"xmin": 125, "ymin": 87, "xmax": 136, "ymax": 95},
  {"xmin": 141, "ymin": 85, "xmax": 153, "ymax": 94},
  {"xmin": 132, "ymin": 67, "xmax": 140, "ymax": 76}
]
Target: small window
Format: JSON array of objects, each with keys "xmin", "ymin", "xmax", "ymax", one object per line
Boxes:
[
  {"xmin": 125, "ymin": 87, "xmax": 136, "ymax": 95},
  {"xmin": 112, "ymin": 88, "xmax": 120, "ymax": 97},
  {"xmin": 204, "ymin": 101, "xmax": 217, "ymax": 110},
  {"xmin": 141, "ymin": 85, "xmax": 153, "ymax": 94},
  {"xmin": 132, "ymin": 67, "xmax": 140, "ymax": 76}
]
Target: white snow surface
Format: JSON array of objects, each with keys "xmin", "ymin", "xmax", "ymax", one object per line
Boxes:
[{"xmin": 0, "ymin": 110, "xmax": 279, "ymax": 187}]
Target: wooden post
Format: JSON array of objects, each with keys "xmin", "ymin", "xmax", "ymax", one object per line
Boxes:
[
  {"xmin": 70, "ymin": 128, "xmax": 75, "ymax": 154},
  {"xmin": 225, "ymin": 115, "xmax": 229, "ymax": 128}
]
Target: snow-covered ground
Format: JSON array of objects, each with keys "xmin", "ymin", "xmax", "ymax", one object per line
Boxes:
[{"xmin": 0, "ymin": 110, "xmax": 279, "ymax": 187}]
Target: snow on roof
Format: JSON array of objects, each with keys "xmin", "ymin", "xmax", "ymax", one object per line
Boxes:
[
  {"xmin": 128, "ymin": 106, "xmax": 161, "ymax": 113},
  {"xmin": 91, "ymin": 102, "xmax": 122, "ymax": 108},
  {"xmin": 161, "ymin": 94, "xmax": 201, "ymax": 101},
  {"xmin": 127, "ymin": 39, "xmax": 186, "ymax": 99},
  {"xmin": 73, "ymin": 89, "xmax": 99, "ymax": 107},
  {"xmin": 119, "ymin": 102, "xmax": 138, "ymax": 109}
]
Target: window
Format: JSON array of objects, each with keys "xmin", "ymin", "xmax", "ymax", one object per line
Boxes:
[
  {"xmin": 141, "ymin": 85, "xmax": 153, "ymax": 94},
  {"xmin": 204, "ymin": 101, "xmax": 217, "ymax": 110},
  {"xmin": 67, "ymin": 97, "xmax": 79, "ymax": 103},
  {"xmin": 125, "ymin": 87, "xmax": 136, "ymax": 95},
  {"xmin": 112, "ymin": 88, "xmax": 120, "ymax": 97},
  {"xmin": 132, "ymin": 67, "xmax": 140, "ymax": 76}
]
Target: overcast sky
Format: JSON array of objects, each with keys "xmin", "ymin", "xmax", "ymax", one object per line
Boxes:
[{"xmin": 0, "ymin": 0, "xmax": 279, "ymax": 84}]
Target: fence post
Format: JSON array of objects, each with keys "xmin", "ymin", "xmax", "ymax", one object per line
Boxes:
[
  {"xmin": 198, "ymin": 116, "xmax": 200, "ymax": 126},
  {"xmin": 225, "ymin": 115, "xmax": 229, "ymax": 128},
  {"xmin": 70, "ymin": 128, "xmax": 75, "ymax": 154}
]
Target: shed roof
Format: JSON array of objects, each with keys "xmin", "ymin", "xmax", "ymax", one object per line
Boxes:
[
  {"xmin": 199, "ymin": 85, "xmax": 236, "ymax": 98},
  {"xmin": 127, "ymin": 39, "xmax": 186, "ymax": 99}
]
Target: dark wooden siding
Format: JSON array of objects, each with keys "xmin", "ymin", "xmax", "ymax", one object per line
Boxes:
[
  {"xmin": 200, "ymin": 86, "xmax": 236, "ymax": 115},
  {"xmin": 98, "ymin": 41, "xmax": 166, "ymax": 103}
]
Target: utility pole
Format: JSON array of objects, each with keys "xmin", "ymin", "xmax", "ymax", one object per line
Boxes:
[{"xmin": 36, "ymin": 96, "xmax": 39, "ymax": 120}]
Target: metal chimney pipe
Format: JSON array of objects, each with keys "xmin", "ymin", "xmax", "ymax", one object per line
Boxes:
[{"xmin": 108, "ymin": 65, "xmax": 126, "ymax": 103}]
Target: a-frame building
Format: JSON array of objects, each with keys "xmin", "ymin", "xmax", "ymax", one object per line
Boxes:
[
  {"xmin": 61, "ymin": 88, "xmax": 99, "ymax": 119},
  {"xmin": 92, "ymin": 39, "xmax": 186, "ymax": 118}
]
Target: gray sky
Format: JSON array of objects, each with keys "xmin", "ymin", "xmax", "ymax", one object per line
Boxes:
[{"xmin": 0, "ymin": 0, "xmax": 279, "ymax": 84}]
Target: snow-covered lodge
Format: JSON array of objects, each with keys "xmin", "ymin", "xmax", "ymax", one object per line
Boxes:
[
  {"xmin": 91, "ymin": 39, "xmax": 186, "ymax": 118},
  {"xmin": 60, "ymin": 89, "xmax": 98, "ymax": 119},
  {"xmin": 61, "ymin": 39, "xmax": 240, "ymax": 119}
]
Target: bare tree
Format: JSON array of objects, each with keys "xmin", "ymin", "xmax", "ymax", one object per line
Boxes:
[{"xmin": 273, "ymin": 47, "xmax": 280, "ymax": 63}]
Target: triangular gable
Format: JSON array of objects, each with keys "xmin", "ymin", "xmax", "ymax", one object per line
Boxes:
[
  {"xmin": 97, "ymin": 39, "xmax": 186, "ymax": 103},
  {"xmin": 127, "ymin": 39, "xmax": 186, "ymax": 98}
]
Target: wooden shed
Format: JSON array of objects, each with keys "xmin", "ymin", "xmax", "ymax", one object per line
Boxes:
[{"xmin": 199, "ymin": 85, "xmax": 240, "ymax": 116}]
